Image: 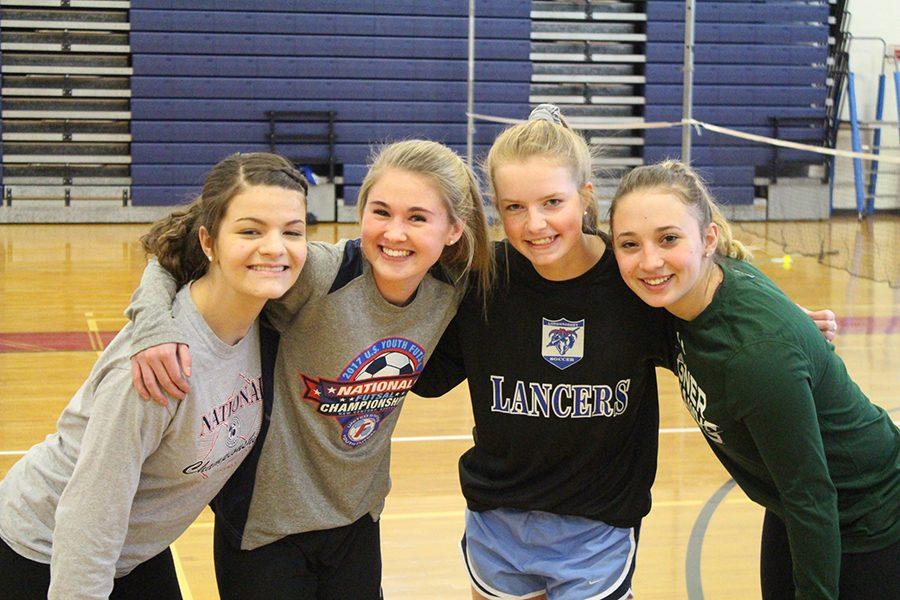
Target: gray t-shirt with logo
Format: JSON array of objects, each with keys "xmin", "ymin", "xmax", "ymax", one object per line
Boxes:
[
  {"xmin": 126, "ymin": 241, "xmax": 462, "ymax": 550},
  {"xmin": 0, "ymin": 286, "xmax": 262, "ymax": 600}
]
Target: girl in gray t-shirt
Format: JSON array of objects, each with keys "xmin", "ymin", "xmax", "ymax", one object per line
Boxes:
[
  {"xmin": 125, "ymin": 140, "xmax": 497, "ymax": 599},
  {"xmin": 0, "ymin": 153, "xmax": 308, "ymax": 600}
]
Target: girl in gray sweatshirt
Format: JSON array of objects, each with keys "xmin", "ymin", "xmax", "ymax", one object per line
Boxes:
[{"xmin": 0, "ymin": 152, "xmax": 308, "ymax": 600}]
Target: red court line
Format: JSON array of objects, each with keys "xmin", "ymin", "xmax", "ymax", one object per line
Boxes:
[
  {"xmin": 0, "ymin": 316, "xmax": 896, "ymax": 353},
  {"xmin": 0, "ymin": 331, "xmax": 119, "ymax": 353},
  {"xmin": 837, "ymin": 316, "xmax": 900, "ymax": 334}
]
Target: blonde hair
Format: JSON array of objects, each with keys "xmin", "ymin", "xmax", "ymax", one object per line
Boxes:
[
  {"xmin": 141, "ymin": 152, "xmax": 309, "ymax": 287},
  {"xmin": 610, "ymin": 160, "xmax": 752, "ymax": 261},
  {"xmin": 484, "ymin": 105, "xmax": 601, "ymax": 232},
  {"xmin": 357, "ymin": 139, "xmax": 495, "ymax": 303}
]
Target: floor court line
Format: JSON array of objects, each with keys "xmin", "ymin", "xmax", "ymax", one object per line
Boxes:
[
  {"xmin": 168, "ymin": 544, "xmax": 194, "ymax": 600},
  {"xmin": 0, "ymin": 427, "xmax": 700, "ymax": 457}
]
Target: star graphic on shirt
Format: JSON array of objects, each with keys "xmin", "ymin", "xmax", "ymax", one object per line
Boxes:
[
  {"xmin": 327, "ymin": 386, "xmax": 337, "ymax": 394},
  {"xmin": 312, "ymin": 388, "xmax": 320, "ymax": 396}
]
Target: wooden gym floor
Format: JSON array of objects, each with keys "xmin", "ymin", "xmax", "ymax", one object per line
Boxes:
[{"xmin": 0, "ymin": 217, "xmax": 897, "ymax": 599}]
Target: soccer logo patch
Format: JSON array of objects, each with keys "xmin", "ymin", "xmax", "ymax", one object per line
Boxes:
[
  {"xmin": 301, "ymin": 337, "xmax": 425, "ymax": 447},
  {"xmin": 542, "ymin": 318, "xmax": 584, "ymax": 370}
]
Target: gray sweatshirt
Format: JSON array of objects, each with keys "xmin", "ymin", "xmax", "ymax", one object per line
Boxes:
[
  {"xmin": 127, "ymin": 240, "xmax": 461, "ymax": 549},
  {"xmin": 0, "ymin": 286, "xmax": 262, "ymax": 599}
]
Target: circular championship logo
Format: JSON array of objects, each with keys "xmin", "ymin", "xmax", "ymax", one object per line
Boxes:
[{"xmin": 342, "ymin": 414, "xmax": 381, "ymax": 446}]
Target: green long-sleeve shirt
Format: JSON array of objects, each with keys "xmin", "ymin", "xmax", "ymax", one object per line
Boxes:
[{"xmin": 671, "ymin": 257, "xmax": 899, "ymax": 600}]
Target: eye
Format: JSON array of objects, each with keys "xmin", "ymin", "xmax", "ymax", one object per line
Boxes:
[
  {"xmin": 238, "ymin": 228, "xmax": 260, "ymax": 236},
  {"xmin": 284, "ymin": 230, "xmax": 305, "ymax": 238},
  {"xmin": 372, "ymin": 207, "xmax": 390, "ymax": 217},
  {"xmin": 545, "ymin": 198, "xmax": 562, "ymax": 207},
  {"xmin": 410, "ymin": 214, "xmax": 427, "ymax": 223},
  {"xmin": 661, "ymin": 234, "xmax": 679, "ymax": 244},
  {"xmin": 503, "ymin": 203, "xmax": 522, "ymax": 212},
  {"xmin": 618, "ymin": 240, "xmax": 638, "ymax": 250}
]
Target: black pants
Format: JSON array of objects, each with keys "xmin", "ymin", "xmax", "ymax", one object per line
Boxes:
[
  {"xmin": 760, "ymin": 510, "xmax": 900, "ymax": 599},
  {"xmin": 214, "ymin": 513, "xmax": 383, "ymax": 600},
  {"xmin": 0, "ymin": 537, "xmax": 182, "ymax": 600}
]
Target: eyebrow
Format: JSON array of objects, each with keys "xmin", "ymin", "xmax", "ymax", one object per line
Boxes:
[
  {"xmin": 234, "ymin": 217, "xmax": 306, "ymax": 226},
  {"xmin": 369, "ymin": 199, "xmax": 436, "ymax": 216},
  {"xmin": 499, "ymin": 192, "xmax": 562, "ymax": 204},
  {"xmin": 615, "ymin": 225, "xmax": 683, "ymax": 239}
]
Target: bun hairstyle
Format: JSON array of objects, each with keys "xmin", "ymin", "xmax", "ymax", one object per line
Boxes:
[
  {"xmin": 141, "ymin": 152, "xmax": 309, "ymax": 287},
  {"xmin": 356, "ymin": 139, "xmax": 495, "ymax": 303},
  {"xmin": 610, "ymin": 160, "xmax": 752, "ymax": 261},
  {"xmin": 484, "ymin": 103, "xmax": 601, "ymax": 233}
]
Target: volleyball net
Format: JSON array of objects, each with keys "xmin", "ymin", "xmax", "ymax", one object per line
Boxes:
[{"xmin": 470, "ymin": 112, "xmax": 899, "ymax": 289}]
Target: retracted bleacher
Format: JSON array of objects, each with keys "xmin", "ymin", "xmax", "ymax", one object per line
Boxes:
[
  {"xmin": 130, "ymin": 0, "xmax": 532, "ymax": 219},
  {"xmin": 1, "ymin": 0, "xmax": 132, "ymax": 210},
  {"xmin": 643, "ymin": 1, "xmax": 830, "ymax": 209}
]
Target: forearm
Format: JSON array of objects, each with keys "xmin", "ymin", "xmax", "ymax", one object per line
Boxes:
[
  {"xmin": 125, "ymin": 259, "xmax": 187, "ymax": 352},
  {"xmin": 49, "ymin": 505, "xmax": 128, "ymax": 600}
]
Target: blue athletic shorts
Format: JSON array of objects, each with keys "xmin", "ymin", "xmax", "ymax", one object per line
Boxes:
[{"xmin": 461, "ymin": 508, "xmax": 637, "ymax": 600}]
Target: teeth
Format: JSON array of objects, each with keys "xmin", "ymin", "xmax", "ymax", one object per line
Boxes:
[
  {"xmin": 250, "ymin": 265, "xmax": 286, "ymax": 272},
  {"xmin": 644, "ymin": 276, "xmax": 671, "ymax": 285},
  {"xmin": 529, "ymin": 236, "xmax": 554, "ymax": 246},
  {"xmin": 383, "ymin": 247, "xmax": 411, "ymax": 258}
]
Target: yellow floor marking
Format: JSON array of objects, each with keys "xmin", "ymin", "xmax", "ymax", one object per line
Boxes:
[{"xmin": 169, "ymin": 544, "xmax": 194, "ymax": 600}]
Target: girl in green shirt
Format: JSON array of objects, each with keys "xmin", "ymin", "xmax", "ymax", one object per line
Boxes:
[{"xmin": 609, "ymin": 160, "xmax": 899, "ymax": 600}]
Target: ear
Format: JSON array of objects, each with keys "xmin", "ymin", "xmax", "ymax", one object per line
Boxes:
[
  {"xmin": 199, "ymin": 226, "xmax": 214, "ymax": 261},
  {"xmin": 703, "ymin": 221, "xmax": 719, "ymax": 257},
  {"xmin": 580, "ymin": 181, "xmax": 594, "ymax": 211},
  {"xmin": 447, "ymin": 218, "xmax": 466, "ymax": 246}
]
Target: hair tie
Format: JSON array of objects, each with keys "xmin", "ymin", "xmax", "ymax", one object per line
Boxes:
[{"xmin": 528, "ymin": 104, "xmax": 562, "ymax": 125}]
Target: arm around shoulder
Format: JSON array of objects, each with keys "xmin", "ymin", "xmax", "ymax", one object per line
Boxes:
[{"xmin": 125, "ymin": 259, "xmax": 188, "ymax": 352}]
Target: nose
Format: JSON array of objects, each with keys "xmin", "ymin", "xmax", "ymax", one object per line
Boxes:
[
  {"xmin": 524, "ymin": 206, "xmax": 547, "ymax": 234},
  {"xmin": 383, "ymin": 217, "xmax": 408, "ymax": 242},
  {"xmin": 259, "ymin": 231, "xmax": 286, "ymax": 257},
  {"xmin": 638, "ymin": 246, "xmax": 664, "ymax": 272}
]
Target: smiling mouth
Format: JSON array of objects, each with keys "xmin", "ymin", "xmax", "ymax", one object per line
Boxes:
[
  {"xmin": 641, "ymin": 275, "xmax": 673, "ymax": 287},
  {"xmin": 249, "ymin": 265, "xmax": 289, "ymax": 272},
  {"xmin": 381, "ymin": 246, "xmax": 412, "ymax": 258},
  {"xmin": 526, "ymin": 235, "xmax": 556, "ymax": 248}
]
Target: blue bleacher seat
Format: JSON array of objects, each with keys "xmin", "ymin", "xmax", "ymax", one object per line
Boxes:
[
  {"xmin": 131, "ymin": 33, "xmax": 529, "ymax": 61},
  {"xmin": 131, "ymin": 77, "xmax": 529, "ymax": 103},
  {"xmin": 131, "ymin": 11, "xmax": 530, "ymax": 39},
  {"xmin": 130, "ymin": 1, "xmax": 530, "ymax": 18},
  {"xmin": 133, "ymin": 56, "xmax": 530, "ymax": 82},
  {"xmin": 645, "ymin": 85, "xmax": 826, "ymax": 106},
  {"xmin": 647, "ymin": 3, "xmax": 828, "ymax": 24}
]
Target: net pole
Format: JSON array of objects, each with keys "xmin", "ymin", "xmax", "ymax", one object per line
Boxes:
[
  {"xmin": 681, "ymin": 0, "xmax": 696, "ymax": 163},
  {"xmin": 467, "ymin": 0, "xmax": 476, "ymax": 166}
]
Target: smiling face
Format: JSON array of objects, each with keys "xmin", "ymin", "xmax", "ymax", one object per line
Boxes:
[
  {"xmin": 200, "ymin": 184, "xmax": 307, "ymax": 304},
  {"xmin": 359, "ymin": 168, "xmax": 463, "ymax": 305},
  {"xmin": 493, "ymin": 156, "xmax": 596, "ymax": 281},
  {"xmin": 611, "ymin": 189, "xmax": 719, "ymax": 320}
]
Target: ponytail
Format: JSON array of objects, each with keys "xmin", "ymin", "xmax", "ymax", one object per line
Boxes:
[
  {"xmin": 141, "ymin": 201, "xmax": 206, "ymax": 287},
  {"xmin": 708, "ymin": 201, "xmax": 752, "ymax": 261}
]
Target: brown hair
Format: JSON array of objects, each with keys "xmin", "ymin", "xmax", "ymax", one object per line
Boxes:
[
  {"xmin": 609, "ymin": 160, "xmax": 752, "ymax": 261},
  {"xmin": 357, "ymin": 139, "xmax": 495, "ymax": 303},
  {"xmin": 141, "ymin": 152, "xmax": 308, "ymax": 287},
  {"xmin": 483, "ymin": 104, "xmax": 601, "ymax": 232}
]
